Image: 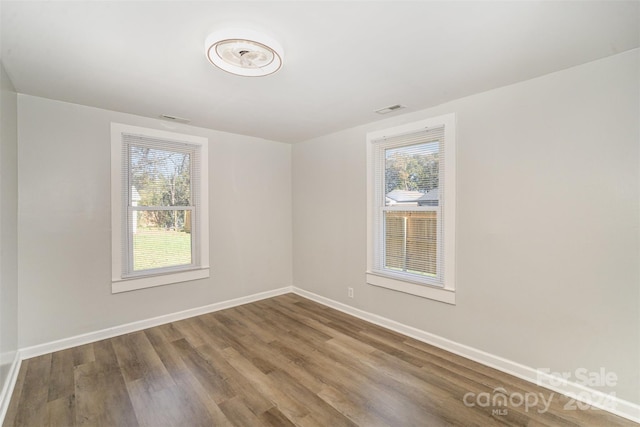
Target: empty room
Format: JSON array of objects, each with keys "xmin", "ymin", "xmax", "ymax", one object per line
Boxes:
[{"xmin": 1, "ymin": 1, "xmax": 639, "ymax": 426}]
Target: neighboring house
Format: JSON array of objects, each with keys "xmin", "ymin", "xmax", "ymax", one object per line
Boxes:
[
  {"xmin": 386, "ymin": 189, "xmax": 423, "ymax": 205},
  {"xmin": 417, "ymin": 189, "xmax": 439, "ymax": 206},
  {"xmin": 386, "ymin": 188, "xmax": 439, "ymax": 206}
]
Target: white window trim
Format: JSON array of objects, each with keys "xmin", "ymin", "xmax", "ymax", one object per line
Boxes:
[
  {"xmin": 111, "ymin": 123, "xmax": 210, "ymax": 293},
  {"xmin": 366, "ymin": 113, "xmax": 456, "ymax": 304}
]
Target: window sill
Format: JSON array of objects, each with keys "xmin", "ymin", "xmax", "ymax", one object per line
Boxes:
[
  {"xmin": 366, "ymin": 272, "xmax": 455, "ymax": 305},
  {"xmin": 112, "ymin": 268, "xmax": 210, "ymax": 294}
]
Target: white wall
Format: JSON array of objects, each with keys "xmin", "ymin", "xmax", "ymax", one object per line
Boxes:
[
  {"xmin": 9, "ymin": 46, "xmax": 639, "ymax": 408},
  {"xmin": 293, "ymin": 49, "xmax": 640, "ymax": 404},
  {"xmin": 17, "ymin": 95, "xmax": 292, "ymax": 348},
  {"xmin": 0, "ymin": 62, "xmax": 18, "ymax": 390}
]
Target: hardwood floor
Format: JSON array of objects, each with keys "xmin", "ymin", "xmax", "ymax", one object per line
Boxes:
[{"xmin": 3, "ymin": 294, "xmax": 636, "ymax": 426}]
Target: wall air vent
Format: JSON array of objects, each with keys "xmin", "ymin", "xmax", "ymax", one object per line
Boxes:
[
  {"xmin": 159, "ymin": 114, "xmax": 191, "ymax": 124},
  {"xmin": 375, "ymin": 104, "xmax": 407, "ymax": 115}
]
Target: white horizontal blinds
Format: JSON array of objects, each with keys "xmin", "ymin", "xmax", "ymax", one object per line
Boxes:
[
  {"xmin": 372, "ymin": 125, "xmax": 445, "ymax": 286},
  {"xmin": 121, "ymin": 133, "xmax": 201, "ymax": 277}
]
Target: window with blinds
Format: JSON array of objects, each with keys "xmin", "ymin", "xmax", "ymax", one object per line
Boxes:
[
  {"xmin": 367, "ymin": 114, "xmax": 456, "ymax": 303},
  {"xmin": 111, "ymin": 123, "xmax": 209, "ymax": 293},
  {"xmin": 122, "ymin": 135, "xmax": 200, "ymax": 276}
]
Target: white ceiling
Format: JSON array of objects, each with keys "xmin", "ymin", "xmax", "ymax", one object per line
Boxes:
[{"xmin": 1, "ymin": 1, "xmax": 638, "ymax": 143}]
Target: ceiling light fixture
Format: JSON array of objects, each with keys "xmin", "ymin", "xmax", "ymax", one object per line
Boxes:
[{"xmin": 205, "ymin": 29, "xmax": 284, "ymax": 77}]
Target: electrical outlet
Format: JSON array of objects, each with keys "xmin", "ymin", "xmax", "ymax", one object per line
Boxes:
[{"xmin": 348, "ymin": 287, "xmax": 354, "ymax": 298}]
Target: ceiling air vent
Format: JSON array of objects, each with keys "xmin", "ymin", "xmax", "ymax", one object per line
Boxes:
[
  {"xmin": 375, "ymin": 104, "xmax": 407, "ymax": 115},
  {"xmin": 159, "ymin": 114, "xmax": 191, "ymax": 124}
]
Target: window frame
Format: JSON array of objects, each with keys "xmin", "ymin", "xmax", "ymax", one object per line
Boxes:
[
  {"xmin": 366, "ymin": 113, "xmax": 456, "ymax": 304},
  {"xmin": 111, "ymin": 123, "xmax": 209, "ymax": 293}
]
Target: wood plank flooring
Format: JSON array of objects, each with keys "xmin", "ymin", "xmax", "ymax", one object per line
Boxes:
[{"xmin": 3, "ymin": 294, "xmax": 637, "ymax": 426}]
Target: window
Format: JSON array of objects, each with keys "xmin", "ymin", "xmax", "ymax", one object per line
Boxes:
[
  {"xmin": 111, "ymin": 123, "xmax": 209, "ymax": 293},
  {"xmin": 366, "ymin": 114, "xmax": 456, "ymax": 304}
]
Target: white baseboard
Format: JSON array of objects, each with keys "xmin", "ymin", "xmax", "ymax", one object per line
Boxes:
[
  {"xmin": 20, "ymin": 286, "xmax": 293, "ymax": 359},
  {"xmin": 1, "ymin": 286, "xmax": 293, "ymax": 426},
  {"xmin": 5, "ymin": 285, "xmax": 639, "ymax": 424},
  {"xmin": 291, "ymin": 287, "xmax": 640, "ymax": 424},
  {"xmin": 0, "ymin": 352, "xmax": 22, "ymax": 424}
]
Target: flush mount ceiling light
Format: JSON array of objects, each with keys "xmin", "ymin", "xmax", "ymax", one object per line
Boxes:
[{"xmin": 205, "ymin": 29, "xmax": 283, "ymax": 77}]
